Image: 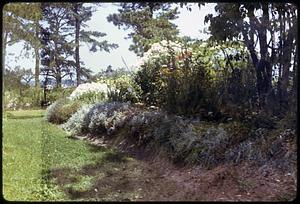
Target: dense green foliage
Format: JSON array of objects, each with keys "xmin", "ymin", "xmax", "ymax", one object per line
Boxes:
[
  {"xmin": 2, "ymin": 3, "xmax": 42, "ymax": 58},
  {"xmin": 205, "ymin": 3, "xmax": 297, "ymax": 116},
  {"xmin": 3, "ymin": 86, "xmax": 75, "ymax": 110},
  {"xmin": 134, "ymin": 39, "xmax": 257, "ymax": 120},
  {"xmin": 98, "ymin": 73, "xmax": 142, "ymax": 103}
]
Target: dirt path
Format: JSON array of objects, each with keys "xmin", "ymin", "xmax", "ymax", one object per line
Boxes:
[{"xmin": 49, "ymin": 135, "xmax": 297, "ymax": 201}]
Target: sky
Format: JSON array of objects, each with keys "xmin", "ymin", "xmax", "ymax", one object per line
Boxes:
[{"xmin": 5, "ymin": 3, "xmax": 216, "ymax": 74}]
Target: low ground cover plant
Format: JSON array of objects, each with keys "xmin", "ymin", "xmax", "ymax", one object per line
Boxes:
[{"xmin": 58, "ymin": 101, "xmax": 296, "ymax": 169}]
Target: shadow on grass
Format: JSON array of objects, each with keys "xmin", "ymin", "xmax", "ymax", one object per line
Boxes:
[
  {"xmin": 87, "ymin": 143, "xmax": 108, "ymax": 152},
  {"xmin": 102, "ymin": 151, "xmax": 129, "ymax": 163},
  {"xmin": 47, "ymin": 147, "xmax": 141, "ymax": 201}
]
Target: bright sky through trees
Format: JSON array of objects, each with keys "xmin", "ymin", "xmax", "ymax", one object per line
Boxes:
[{"xmin": 5, "ymin": 3, "xmax": 216, "ymax": 74}]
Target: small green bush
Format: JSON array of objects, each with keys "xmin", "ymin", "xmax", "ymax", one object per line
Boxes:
[
  {"xmin": 45, "ymin": 98, "xmax": 83, "ymax": 124},
  {"xmin": 59, "ymin": 100, "xmax": 83, "ymax": 123},
  {"xmin": 45, "ymin": 98, "xmax": 67, "ymax": 124}
]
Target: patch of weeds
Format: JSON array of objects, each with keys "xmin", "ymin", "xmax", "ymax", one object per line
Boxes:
[
  {"xmin": 275, "ymin": 192, "xmax": 296, "ymax": 202},
  {"xmin": 32, "ymin": 182, "xmax": 65, "ymax": 201},
  {"xmin": 65, "ymin": 175, "xmax": 94, "ymax": 192}
]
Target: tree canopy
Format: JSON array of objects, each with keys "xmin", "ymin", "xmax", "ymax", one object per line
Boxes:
[
  {"xmin": 205, "ymin": 3, "xmax": 297, "ymax": 115},
  {"xmin": 107, "ymin": 3, "xmax": 179, "ymax": 56}
]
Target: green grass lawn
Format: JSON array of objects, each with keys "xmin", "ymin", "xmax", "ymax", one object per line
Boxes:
[
  {"xmin": 3, "ymin": 109, "xmax": 110, "ymax": 201},
  {"xmin": 4, "ymin": 109, "xmax": 46, "ymax": 119}
]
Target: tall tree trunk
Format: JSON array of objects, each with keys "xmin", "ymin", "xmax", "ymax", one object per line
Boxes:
[
  {"xmin": 34, "ymin": 46, "xmax": 40, "ymax": 106},
  {"xmin": 2, "ymin": 32, "xmax": 8, "ymax": 111},
  {"xmin": 278, "ymin": 10, "xmax": 283, "ymax": 79},
  {"xmin": 246, "ymin": 6, "xmax": 258, "ymax": 66},
  {"xmin": 34, "ymin": 48, "xmax": 40, "ymax": 88},
  {"xmin": 279, "ymin": 26, "xmax": 294, "ymax": 113},
  {"xmin": 258, "ymin": 3, "xmax": 272, "ymax": 112},
  {"xmin": 2, "ymin": 32, "xmax": 8, "ymax": 70},
  {"xmin": 292, "ymin": 44, "xmax": 297, "ymax": 96},
  {"xmin": 247, "ymin": 4, "xmax": 273, "ymax": 112},
  {"xmin": 258, "ymin": 3, "xmax": 269, "ymax": 60},
  {"xmin": 34, "ymin": 22, "xmax": 40, "ymax": 89},
  {"xmin": 56, "ymin": 71, "xmax": 62, "ymax": 88},
  {"xmin": 74, "ymin": 4, "xmax": 81, "ymax": 86}
]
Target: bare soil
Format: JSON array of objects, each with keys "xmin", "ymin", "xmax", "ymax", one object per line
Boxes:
[{"xmin": 49, "ymin": 135, "xmax": 297, "ymax": 201}]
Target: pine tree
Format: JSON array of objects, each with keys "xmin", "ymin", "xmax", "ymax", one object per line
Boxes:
[
  {"xmin": 3, "ymin": 3, "xmax": 42, "ymax": 87},
  {"xmin": 40, "ymin": 3, "xmax": 76, "ymax": 88},
  {"xmin": 69, "ymin": 3, "xmax": 118, "ymax": 86},
  {"xmin": 107, "ymin": 3, "xmax": 179, "ymax": 56}
]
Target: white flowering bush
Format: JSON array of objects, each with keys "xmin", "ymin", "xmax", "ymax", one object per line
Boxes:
[
  {"xmin": 97, "ymin": 74, "xmax": 142, "ymax": 103},
  {"xmin": 69, "ymin": 82, "xmax": 109, "ymax": 104},
  {"xmin": 3, "ymin": 91, "xmax": 34, "ymax": 110},
  {"xmin": 62, "ymin": 102, "xmax": 136, "ymax": 136},
  {"xmin": 86, "ymin": 102, "xmax": 134, "ymax": 135},
  {"xmin": 135, "ymin": 40, "xmax": 191, "ymax": 68},
  {"xmin": 61, "ymin": 104, "xmax": 94, "ymax": 136}
]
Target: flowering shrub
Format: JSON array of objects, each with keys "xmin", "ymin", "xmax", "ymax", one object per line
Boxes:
[
  {"xmin": 69, "ymin": 82, "xmax": 109, "ymax": 103},
  {"xmin": 86, "ymin": 102, "xmax": 134, "ymax": 135},
  {"xmin": 3, "ymin": 90, "xmax": 39, "ymax": 110},
  {"xmin": 68, "ymin": 77, "xmax": 141, "ymax": 104},
  {"xmin": 61, "ymin": 104, "xmax": 94, "ymax": 136},
  {"xmin": 134, "ymin": 38, "xmax": 256, "ymax": 119},
  {"xmin": 97, "ymin": 74, "xmax": 142, "ymax": 103},
  {"xmin": 62, "ymin": 102, "xmax": 136, "ymax": 136},
  {"xmin": 60, "ymin": 99, "xmax": 295, "ymax": 169},
  {"xmin": 45, "ymin": 98, "xmax": 83, "ymax": 124},
  {"xmin": 45, "ymin": 98, "xmax": 68, "ymax": 123},
  {"xmin": 135, "ymin": 43, "xmax": 212, "ymax": 113},
  {"xmin": 135, "ymin": 40, "xmax": 190, "ymax": 68}
]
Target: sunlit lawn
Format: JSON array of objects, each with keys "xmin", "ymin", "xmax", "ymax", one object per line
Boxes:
[{"xmin": 3, "ymin": 109, "xmax": 109, "ymax": 201}]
